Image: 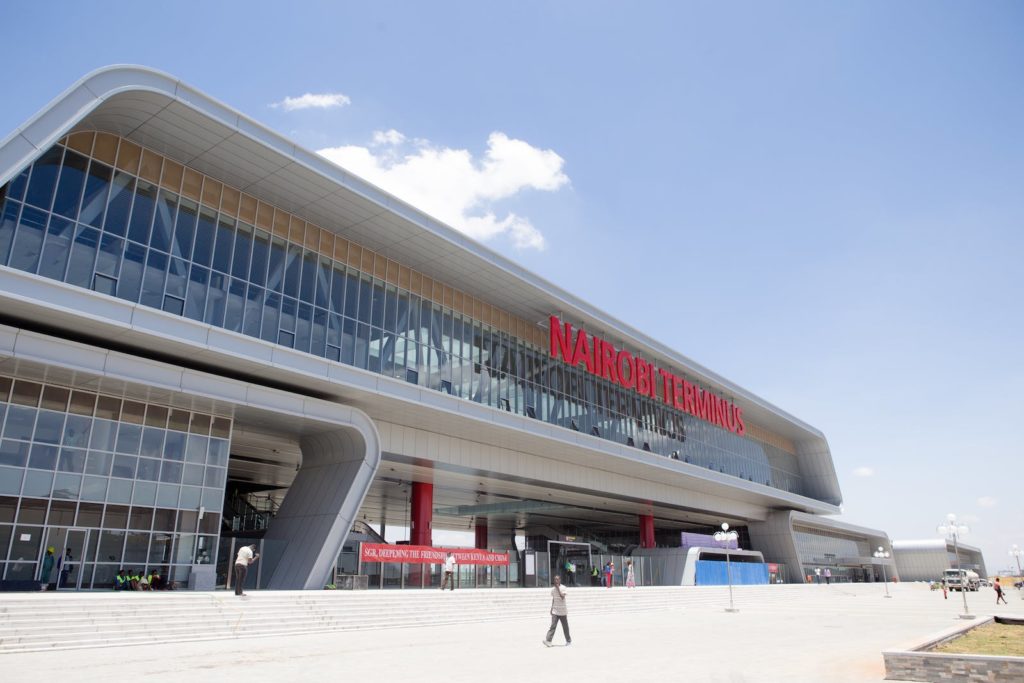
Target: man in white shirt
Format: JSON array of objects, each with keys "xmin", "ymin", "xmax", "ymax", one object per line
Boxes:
[
  {"xmin": 441, "ymin": 552, "xmax": 456, "ymax": 591},
  {"xmin": 542, "ymin": 575, "xmax": 570, "ymax": 646},
  {"xmin": 234, "ymin": 544, "xmax": 259, "ymax": 596}
]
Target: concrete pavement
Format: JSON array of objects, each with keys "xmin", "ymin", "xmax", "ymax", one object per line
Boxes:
[{"xmin": 3, "ymin": 582, "xmax": 1021, "ymax": 682}]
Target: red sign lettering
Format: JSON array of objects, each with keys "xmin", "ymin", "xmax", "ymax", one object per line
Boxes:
[
  {"xmin": 359, "ymin": 543, "xmax": 511, "ymax": 566},
  {"xmin": 549, "ymin": 315, "xmax": 746, "ymax": 436}
]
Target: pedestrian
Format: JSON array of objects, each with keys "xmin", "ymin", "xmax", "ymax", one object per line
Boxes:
[
  {"xmin": 542, "ymin": 575, "xmax": 571, "ymax": 647},
  {"xmin": 824, "ymin": 568, "xmax": 832, "ymax": 585},
  {"xmin": 995, "ymin": 578, "xmax": 1008, "ymax": 605},
  {"xmin": 441, "ymin": 552, "xmax": 456, "ymax": 590},
  {"xmin": 625, "ymin": 560, "xmax": 636, "ymax": 588},
  {"xmin": 233, "ymin": 543, "xmax": 259, "ymax": 596},
  {"xmin": 590, "ymin": 564, "xmax": 600, "ymax": 586},
  {"xmin": 941, "ymin": 578, "xmax": 948, "ymax": 600},
  {"xmin": 567, "ymin": 560, "xmax": 576, "ymax": 586},
  {"xmin": 814, "ymin": 567, "xmax": 821, "ymax": 584},
  {"xmin": 39, "ymin": 546, "xmax": 55, "ymax": 586},
  {"xmin": 57, "ymin": 547, "xmax": 73, "ymax": 588},
  {"xmin": 605, "ymin": 561, "xmax": 615, "ymax": 588}
]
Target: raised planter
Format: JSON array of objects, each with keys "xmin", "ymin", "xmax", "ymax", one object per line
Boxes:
[{"xmin": 883, "ymin": 617, "xmax": 1024, "ymax": 682}]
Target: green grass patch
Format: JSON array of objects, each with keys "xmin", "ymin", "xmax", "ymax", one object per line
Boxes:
[{"xmin": 932, "ymin": 623, "xmax": 1024, "ymax": 657}]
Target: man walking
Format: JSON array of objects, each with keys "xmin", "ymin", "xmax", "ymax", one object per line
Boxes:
[
  {"xmin": 234, "ymin": 543, "xmax": 259, "ymax": 596},
  {"xmin": 824, "ymin": 568, "xmax": 832, "ymax": 585},
  {"xmin": 542, "ymin": 575, "xmax": 571, "ymax": 647},
  {"xmin": 995, "ymin": 578, "xmax": 1008, "ymax": 605},
  {"xmin": 441, "ymin": 552, "xmax": 456, "ymax": 590}
]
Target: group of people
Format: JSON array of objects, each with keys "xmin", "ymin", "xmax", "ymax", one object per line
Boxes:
[
  {"xmin": 114, "ymin": 569, "xmax": 172, "ymax": 591},
  {"xmin": 37, "ymin": 546, "xmax": 75, "ymax": 588},
  {"xmin": 584, "ymin": 560, "xmax": 636, "ymax": 588}
]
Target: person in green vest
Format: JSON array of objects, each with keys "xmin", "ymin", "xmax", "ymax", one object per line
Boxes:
[
  {"xmin": 590, "ymin": 564, "xmax": 600, "ymax": 586},
  {"xmin": 39, "ymin": 546, "xmax": 56, "ymax": 587}
]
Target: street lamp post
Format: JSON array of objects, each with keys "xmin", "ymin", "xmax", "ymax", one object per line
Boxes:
[
  {"xmin": 1009, "ymin": 544, "xmax": 1023, "ymax": 577},
  {"xmin": 714, "ymin": 522, "xmax": 740, "ymax": 613},
  {"xmin": 873, "ymin": 547, "xmax": 892, "ymax": 598},
  {"xmin": 937, "ymin": 513, "xmax": 974, "ymax": 620}
]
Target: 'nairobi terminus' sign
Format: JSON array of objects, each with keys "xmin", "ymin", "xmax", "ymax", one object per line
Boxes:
[{"xmin": 549, "ymin": 315, "xmax": 746, "ymax": 436}]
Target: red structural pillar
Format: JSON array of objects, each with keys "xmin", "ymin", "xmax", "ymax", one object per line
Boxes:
[
  {"xmin": 639, "ymin": 514, "xmax": 655, "ymax": 548},
  {"xmin": 475, "ymin": 519, "xmax": 488, "ymax": 549},
  {"xmin": 410, "ymin": 482, "xmax": 433, "ymax": 546}
]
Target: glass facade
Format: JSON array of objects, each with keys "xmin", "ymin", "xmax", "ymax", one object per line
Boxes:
[
  {"xmin": 0, "ymin": 375, "xmax": 230, "ymax": 587},
  {"xmin": 794, "ymin": 527, "xmax": 874, "ymax": 583},
  {"xmin": 0, "ymin": 134, "xmax": 809, "ymax": 499}
]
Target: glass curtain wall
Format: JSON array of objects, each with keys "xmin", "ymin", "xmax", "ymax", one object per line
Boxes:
[
  {"xmin": 0, "ymin": 375, "xmax": 230, "ymax": 587},
  {"xmin": 0, "ymin": 135, "xmax": 807, "ymax": 499}
]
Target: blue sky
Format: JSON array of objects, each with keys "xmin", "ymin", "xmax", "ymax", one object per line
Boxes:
[{"xmin": 2, "ymin": 1, "xmax": 1022, "ymax": 572}]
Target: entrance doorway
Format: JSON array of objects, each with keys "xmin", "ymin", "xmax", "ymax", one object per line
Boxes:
[
  {"xmin": 43, "ymin": 528, "xmax": 90, "ymax": 590},
  {"xmin": 546, "ymin": 541, "xmax": 592, "ymax": 587}
]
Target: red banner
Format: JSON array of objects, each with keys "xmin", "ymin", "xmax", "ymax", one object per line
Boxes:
[{"xmin": 360, "ymin": 543, "xmax": 510, "ymax": 566}]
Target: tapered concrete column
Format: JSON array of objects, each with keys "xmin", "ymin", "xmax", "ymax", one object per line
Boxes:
[
  {"xmin": 475, "ymin": 519, "xmax": 488, "ymax": 549},
  {"xmin": 262, "ymin": 415, "xmax": 380, "ymax": 590},
  {"xmin": 639, "ymin": 514, "xmax": 656, "ymax": 548},
  {"xmin": 410, "ymin": 482, "xmax": 433, "ymax": 546}
]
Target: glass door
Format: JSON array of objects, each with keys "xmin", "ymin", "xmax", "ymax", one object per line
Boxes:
[{"xmin": 56, "ymin": 528, "xmax": 90, "ymax": 591}]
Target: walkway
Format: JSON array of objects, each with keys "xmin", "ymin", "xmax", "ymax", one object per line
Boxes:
[{"xmin": 3, "ymin": 582, "xmax": 1021, "ymax": 682}]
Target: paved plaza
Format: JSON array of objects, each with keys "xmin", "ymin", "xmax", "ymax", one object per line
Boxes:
[{"xmin": 4, "ymin": 582, "xmax": 1022, "ymax": 682}]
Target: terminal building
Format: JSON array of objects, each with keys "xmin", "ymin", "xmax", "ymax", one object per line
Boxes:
[
  {"xmin": 0, "ymin": 66, "xmax": 899, "ymax": 591},
  {"xmin": 892, "ymin": 540, "xmax": 988, "ymax": 583}
]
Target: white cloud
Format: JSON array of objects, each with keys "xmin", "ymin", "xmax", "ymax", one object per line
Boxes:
[
  {"xmin": 853, "ymin": 466, "xmax": 875, "ymax": 477},
  {"xmin": 272, "ymin": 92, "xmax": 351, "ymax": 111},
  {"xmin": 318, "ymin": 130, "xmax": 568, "ymax": 249},
  {"xmin": 372, "ymin": 129, "xmax": 406, "ymax": 146},
  {"xmin": 977, "ymin": 496, "xmax": 998, "ymax": 508}
]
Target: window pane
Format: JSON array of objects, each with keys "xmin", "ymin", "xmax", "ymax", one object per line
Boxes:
[
  {"xmin": 192, "ymin": 209, "xmax": 215, "ymax": 267},
  {"xmin": 38, "ymin": 215, "xmax": 74, "ymax": 280},
  {"xmin": 24, "ymin": 147, "xmax": 63, "ymax": 210},
  {"xmin": 85, "ymin": 451, "xmax": 112, "ymax": 476},
  {"xmin": 283, "ymin": 243, "xmax": 301, "ymax": 298},
  {"xmin": 149, "ymin": 189, "xmax": 177, "ymax": 253},
  {"xmin": 140, "ymin": 248, "xmax": 168, "ymax": 309},
  {"xmin": 299, "ymin": 250, "xmax": 316, "ymax": 303},
  {"xmin": 9, "ymin": 205, "xmax": 47, "ymax": 273},
  {"xmin": 184, "ymin": 264, "xmax": 209, "ymax": 321},
  {"xmin": 118, "ymin": 241, "xmax": 146, "ymax": 302},
  {"xmin": 249, "ymin": 229, "xmax": 269, "ymax": 286},
  {"xmin": 95, "ymin": 232, "xmax": 123, "ymax": 276},
  {"xmin": 65, "ymin": 224, "xmax": 100, "ymax": 288},
  {"xmin": 104, "ymin": 171, "xmax": 135, "ymax": 238},
  {"xmin": 231, "ymin": 223, "xmax": 252, "ymax": 280},
  {"xmin": 127, "ymin": 180, "xmax": 158, "ymax": 244},
  {"xmin": 78, "ymin": 160, "xmax": 112, "ymax": 228},
  {"xmin": 171, "ymin": 199, "xmax": 197, "ymax": 260},
  {"xmin": 212, "ymin": 216, "xmax": 234, "ymax": 274},
  {"xmin": 52, "ymin": 150, "xmax": 89, "ymax": 218}
]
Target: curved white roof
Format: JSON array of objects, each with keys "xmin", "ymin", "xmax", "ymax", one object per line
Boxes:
[{"xmin": 0, "ymin": 65, "xmax": 843, "ymax": 507}]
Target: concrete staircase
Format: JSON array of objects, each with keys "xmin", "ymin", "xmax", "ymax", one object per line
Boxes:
[{"xmin": 0, "ymin": 585, "xmax": 798, "ymax": 653}]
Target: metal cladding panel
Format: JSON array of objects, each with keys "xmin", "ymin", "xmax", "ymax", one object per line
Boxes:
[
  {"xmin": 264, "ymin": 429, "xmax": 379, "ymax": 590},
  {"xmin": 747, "ymin": 511, "xmax": 805, "ymax": 584}
]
